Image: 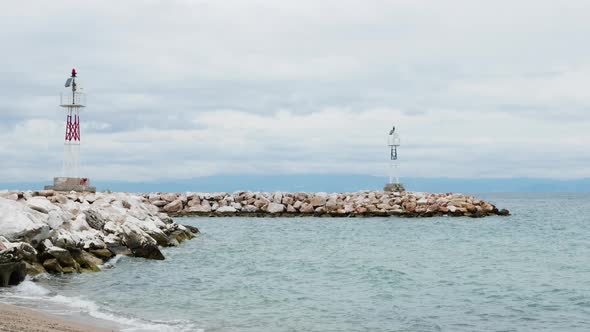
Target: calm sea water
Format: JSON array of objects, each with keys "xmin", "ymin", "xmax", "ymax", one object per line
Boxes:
[{"xmin": 1, "ymin": 193, "xmax": 590, "ymax": 331}]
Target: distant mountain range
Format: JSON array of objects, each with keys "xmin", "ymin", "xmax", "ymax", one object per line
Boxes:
[{"xmin": 2, "ymin": 175, "xmax": 590, "ymax": 193}]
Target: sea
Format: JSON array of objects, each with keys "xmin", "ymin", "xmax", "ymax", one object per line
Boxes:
[{"xmin": 1, "ymin": 193, "xmax": 589, "ymax": 332}]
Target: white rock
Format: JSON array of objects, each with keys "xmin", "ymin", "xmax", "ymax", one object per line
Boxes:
[
  {"xmin": 36, "ymin": 190, "xmax": 54, "ymax": 197},
  {"xmin": 42, "ymin": 239, "xmax": 54, "ymax": 248},
  {"xmin": 128, "ymin": 206, "xmax": 149, "ymax": 221},
  {"xmin": 217, "ymin": 206, "xmax": 237, "ymax": 213},
  {"xmin": 148, "ymin": 193, "xmax": 160, "ymax": 202},
  {"xmin": 103, "ymin": 234, "xmax": 121, "ymax": 245},
  {"xmin": 161, "ymin": 193, "xmax": 178, "ymax": 202},
  {"xmin": 343, "ymin": 204, "xmax": 355, "ymax": 213},
  {"xmin": 273, "ymin": 192, "xmax": 283, "ymax": 203},
  {"xmin": 266, "ymin": 203, "xmax": 285, "ymax": 214},
  {"xmin": 50, "ymin": 229, "xmax": 81, "ymax": 249},
  {"xmin": 26, "ymin": 197, "xmax": 58, "ymax": 214},
  {"xmin": 187, "ymin": 204, "xmax": 212, "ymax": 213},
  {"xmin": 417, "ymin": 198, "xmax": 428, "ymax": 204},
  {"xmin": 84, "ymin": 193, "xmax": 96, "ymax": 203},
  {"xmin": 120, "ymin": 221, "xmax": 157, "ymax": 247},
  {"xmin": 72, "ymin": 214, "xmax": 91, "ymax": 232},
  {"xmin": 310, "ymin": 193, "xmax": 328, "ymax": 207},
  {"xmin": 103, "ymin": 221, "xmax": 122, "ymax": 235},
  {"xmin": 83, "ymin": 236, "xmax": 107, "ymax": 250},
  {"xmin": 0, "ymin": 198, "xmax": 49, "ymax": 241},
  {"xmin": 0, "ymin": 192, "xmax": 19, "ymax": 201},
  {"xmin": 123, "ymin": 216, "xmax": 167, "ymax": 245},
  {"xmin": 163, "ymin": 200, "xmax": 183, "ymax": 213},
  {"xmin": 47, "ymin": 246, "xmax": 70, "ymax": 260},
  {"xmin": 242, "ymin": 205, "xmax": 259, "ymax": 212},
  {"xmin": 152, "ymin": 200, "xmax": 168, "ymax": 207},
  {"xmin": 47, "ymin": 210, "xmax": 67, "ymax": 229},
  {"xmin": 145, "ymin": 204, "xmax": 160, "ymax": 215},
  {"xmin": 52, "ymin": 195, "xmax": 68, "ymax": 204}
]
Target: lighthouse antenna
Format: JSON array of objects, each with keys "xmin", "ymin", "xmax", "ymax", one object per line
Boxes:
[{"xmin": 71, "ymin": 68, "xmax": 77, "ymax": 105}]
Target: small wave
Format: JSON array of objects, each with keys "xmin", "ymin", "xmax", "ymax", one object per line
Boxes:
[
  {"xmin": 2, "ymin": 280, "xmax": 201, "ymax": 332},
  {"xmin": 99, "ymin": 254, "xmax": 125, "ymax": 269},
  {"xmin": 0, "ymin": 279, "xmax": 53, "ymax": 299},
  {"xmin": 49, "ymin": 294, "xmax": 202, "ymax": 332}
]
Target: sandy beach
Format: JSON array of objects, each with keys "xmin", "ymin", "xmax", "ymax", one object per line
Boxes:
[{"xmin": 0, "ymin": 304, "xmax": 115, "ymax": 332}]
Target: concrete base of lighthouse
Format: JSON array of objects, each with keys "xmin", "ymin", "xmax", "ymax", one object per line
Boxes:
[
  {"xmin": 384, "ymin": 182, "xmax": 405, "ymax": 193},
  {"xmin": 44, "ymin": 177, "xmax": 96, "ymax": 193}
]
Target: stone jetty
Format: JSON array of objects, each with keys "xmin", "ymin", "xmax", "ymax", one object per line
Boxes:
[
  {"xmin": 0, "ymin": 190, "xmax": 197, "ymax": 287},
  {"xmin": 146, "ymin": 191, "xmax": 510, "ymax": 218},
  {"xmin": 0, "ymin": 188, "xmax": 508, "ymax": 287}
]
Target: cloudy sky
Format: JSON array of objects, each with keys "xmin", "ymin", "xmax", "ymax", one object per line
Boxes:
[{"xmin": 1, "ymin": 0, "xmax": 589, "ymax": 182}]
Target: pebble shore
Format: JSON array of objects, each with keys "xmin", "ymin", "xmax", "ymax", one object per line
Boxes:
[{"xmin": 0, "ymin": 304, "xmax": 113, "ymax": 332}]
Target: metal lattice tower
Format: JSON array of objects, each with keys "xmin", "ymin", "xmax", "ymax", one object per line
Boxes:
[{"xmin": 60, "ymin": 68, "xmax": 85, "ymax": 178}]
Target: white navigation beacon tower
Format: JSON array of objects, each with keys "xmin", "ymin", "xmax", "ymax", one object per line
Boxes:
[
  {"xmin": 62, "ymin": 68, "xmax": 83, "ymax": 177},
  {"xmin": 384, "ymin": 125, "xmax": 405, "ymax": 192},
  {"xmin": 45, "ymin": 69, "xmax": 96, "ymax": 192}
]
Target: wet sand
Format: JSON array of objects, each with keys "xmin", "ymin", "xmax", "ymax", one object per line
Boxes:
[{"xmin": 0, "ymin": 304, "xmax": 116, "ymax": 332}]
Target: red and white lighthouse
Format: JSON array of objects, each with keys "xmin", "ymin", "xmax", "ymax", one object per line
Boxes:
[
  {"xmin": 61, "ymin": 68, "xmax": 84, "ymax": 177},
  {"xmin": 45, "ymin": 69, "xmax": 95, "ymax": 192}
]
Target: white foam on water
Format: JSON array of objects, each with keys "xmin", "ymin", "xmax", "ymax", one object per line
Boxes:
[
  {"xmin": 99, "ymin": 254, "xmax": 125, "ymax": 269},
  {"xmin": 50, "ymin": 294, "xmax": 202, "ymax": 332},
  {"xmin": 1, "ymin": 280, "xmax": 202, "ymax": 332},
  {"xmin": 12, "ymin": 279, "xmax": 52, "ymax": 297}
]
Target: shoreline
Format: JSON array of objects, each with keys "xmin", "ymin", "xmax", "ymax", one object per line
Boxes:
[
  {"xmin": 0, "ymin": 188, "xmax": 508, "ymax": 331},
  {"xmin": 0, "ymin": 303, "xmax": 116, "ymax": 332}
]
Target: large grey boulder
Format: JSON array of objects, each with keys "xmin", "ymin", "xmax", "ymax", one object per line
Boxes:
[
  {"xmin": 26, "ymin": 197, "xmax": 58, "ymax": 214},
  {"xmin": 300, "ymin": 203, "xmax": 315, "ymax": 213},
  {"xmin": 35, "ymin": 190, "xmax": 55, "ymax": 197},
  {"xmin": 83, "ymin": 209, "xmax": 107, "ymax": 230},
  {"xmin": 187, "ymin": 202, "xmax": 212, "ymax": 213},
  {"xmin": 266, "ymin": 203, "xmax": 285, "ymax": 214},
  {"xmin": 71, "ymin": 250, "xmax": 102, "ymax": 272},
  {"xmin": 242, "ymin": 205, "xmax": 259, "ymax": 213},
  {"xmin": 0, "ymin": 262, "xmax": 26, "ymax": 287},
  {"xmin": 182, "ymin": 225, "xmax": 200, "ymax": 234},
  {"xmin": 120, "ymin": 223, "xmax": 164, "ymax": 260},
  {"xmin": 0, "ymin": 198, "xmax": 49, "ymax": 242},
  {"xmin": 310, "ymin": 194, "xmax": 327, "ymax": 207},
  {"xmin": 161, "ymin": 193, "xmax": 178, "ymax": 202},
  {"xmin": 163, "ymin": 199, "xmax": 183, "ymax": 213},
  {"xmin": 0, "ymin": 192, "xmax": 18, "ymax": 201},
  {"xmin": 152, "ymin": 200, "xmax": 168, "ymax": 207},
  {"xmin": 216, "ymin": 206, "xmax": 237, "ymax": 213},
  {"xmin": 46, "ymin": 246, "xmax": 78, "ymax": 268}
]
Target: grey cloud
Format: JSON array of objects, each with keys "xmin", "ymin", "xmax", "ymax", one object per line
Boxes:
[{"xmin": 1, "ymin": 0, "xmax": 589, "ymax": 181}]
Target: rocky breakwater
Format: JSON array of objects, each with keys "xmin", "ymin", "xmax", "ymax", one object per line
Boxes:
[
  {"xmin": 0, "ymin": 190, "xmax": 198, "ymax": 287},
  {"xmin": 146, "ymin": 191, "xmax": 510, "ymax": 218}
]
